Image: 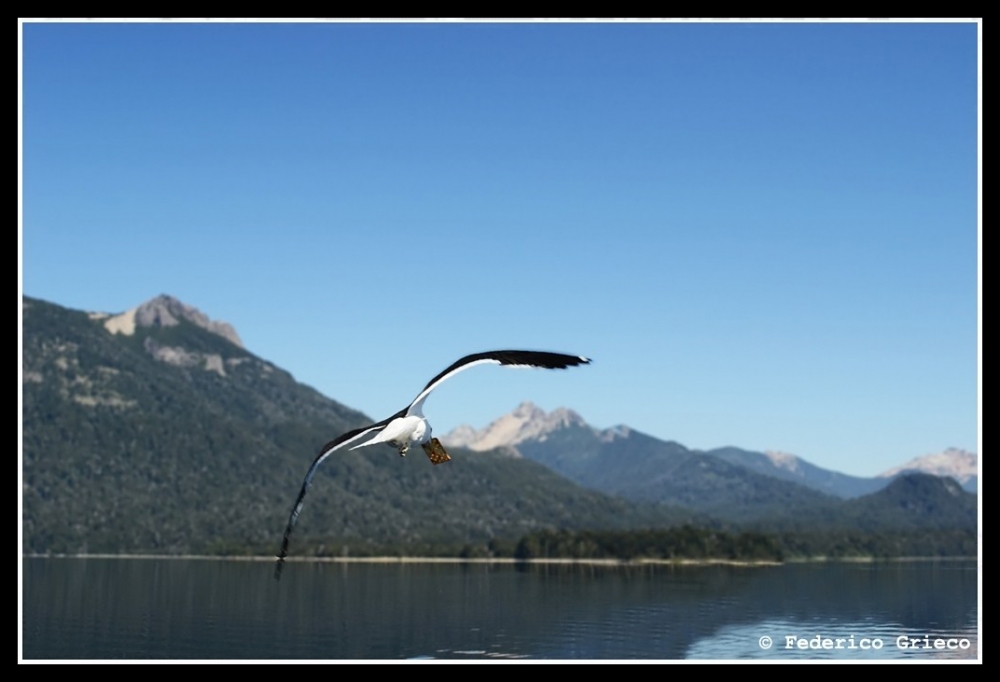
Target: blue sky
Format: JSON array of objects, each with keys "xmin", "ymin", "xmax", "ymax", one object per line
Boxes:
[{"xmin": 20, "ymin": 20, "xmax": 980, "ymax": 477}]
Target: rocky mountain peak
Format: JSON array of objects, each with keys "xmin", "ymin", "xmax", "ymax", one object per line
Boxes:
[
  {"xmin": 764, "ymin": 450, "xmax": 803, "ymax": 473},
  {"xmin": 103, "ymin": 294, "xmax": 244, "ymax": 348},
  {"xmin": 442, "ymin": 401, "xmax": 589, "ymax": 452},
  {"xmin": 878, "ymin": 448, "xmax": 978, "ymax": 487}
]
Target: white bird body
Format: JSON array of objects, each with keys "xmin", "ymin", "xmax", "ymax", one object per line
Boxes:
[
  {"xmin": 274, "ymin": 349, "xmax": 590, "ymax": 578},
  {"xmin": 354, "ymin": 414, "xmax": 429, "ymax": 454}
]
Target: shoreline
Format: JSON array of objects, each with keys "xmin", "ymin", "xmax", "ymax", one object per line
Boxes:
[{"xmin": 22, "ymin": 553, "xmax": 976, "ymax": 566}]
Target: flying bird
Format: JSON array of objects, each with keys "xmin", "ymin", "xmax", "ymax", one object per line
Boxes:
[{"xmin": 274, "ymin": 350, "xmax": 590, "ymax": 579}]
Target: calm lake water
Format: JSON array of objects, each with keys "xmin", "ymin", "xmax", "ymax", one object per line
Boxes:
[{"xmin": 21, "ymin": 557, "xmax": 978, "ymax": 661}]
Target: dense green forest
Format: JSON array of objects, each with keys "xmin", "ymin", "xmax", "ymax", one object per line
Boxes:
[
  {"xmin": 504, "ymin": 526, "xmax": 976, "ymax": 562},
  {"xmin": 196, "ymin": 525, "xmax": 976, "ymax": 563}
]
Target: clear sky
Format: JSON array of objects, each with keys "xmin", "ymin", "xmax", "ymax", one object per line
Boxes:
[{"xmin": 19, "ymin": 20, "xmax": 980, "ymax": 477}]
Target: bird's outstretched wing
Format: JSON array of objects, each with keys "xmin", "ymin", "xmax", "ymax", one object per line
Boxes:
[
  {"xmin": 274, "ymin": 350, "xmax": 590, "ymax": 580},
  {"xmin": 406, "ymin": 350, "xmax": 591, "ymax": 416},
  {"xmin": 274, "ymin": 409, "xmax": 404, "ymax": 580}
]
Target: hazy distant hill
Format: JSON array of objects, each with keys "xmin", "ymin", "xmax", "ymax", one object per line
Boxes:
[
  {"xmin": 21, "ymin": 295, "xmax": 694, "ymax": 556},
  {"xmin": 704, "ymin": 446, "xmax": 886, "ymax": 498}
]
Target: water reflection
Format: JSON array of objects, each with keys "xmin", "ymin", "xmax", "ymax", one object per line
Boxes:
[
  {"xmin": 22, "ymin": 558, "xmax": 978, "ymax": 660},
  {"xmin": 688, "ymin": 619, "xmax": 979, "ymax": 659}
]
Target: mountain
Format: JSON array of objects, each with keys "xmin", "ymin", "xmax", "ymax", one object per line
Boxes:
[
  {"xmin": 446, "ymin": 402, "xmax": 844, "ymax": 522},
  {"xmin": 444, "ymin": 403, "xmax": 978, "ymax": 519},
  {"xmin": 878, "ymin": 448, "xmax": 978, "ymax": 493},
  {"xmin": 443, "ymin": 401, "xmax": 592, "ymax": 453},
  {"xmin": 704, "ymin": 447, "xmax": 886, "ymax": 498},
  {"xmin": 97, "ymin": 294, "xmax": 244, "ymax": 349},
  {"xmin": 442, "ymin": 401, "xmax": 636, "ymax": 453},
  {"xmin": 21, "ymin": 295, "xmax": 695, "ymax": 556},
  {"xmin": 845, "ymin": 473, "xmax": 977, "ymax": 530}
]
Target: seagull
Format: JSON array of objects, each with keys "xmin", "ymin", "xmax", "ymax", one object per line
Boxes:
[{"xmin": 274, "ymin": 350, "xmax": 591, "ymax": 579}]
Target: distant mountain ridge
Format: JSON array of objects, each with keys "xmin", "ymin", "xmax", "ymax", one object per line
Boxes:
[
  {"xmin": 444, "ymin": 403, "xmax": 978, "ymax": 499},
  {"xmin": 879, "ymin": 448, "xmax": 978, "ymax": 492},
  {"xmin": 445, "ymin": 403, "xmax": 845, "ymax": 520},
  {"xmin": 704, "ymin": 446, "xmax": 887, "ymax": 498}
]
